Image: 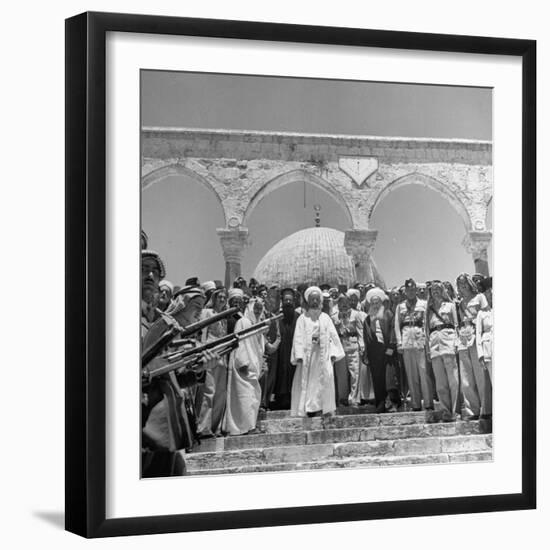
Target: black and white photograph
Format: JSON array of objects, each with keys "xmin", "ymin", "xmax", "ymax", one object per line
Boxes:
[
  {"xmin": 140, "ymin": 71, "xmax": 494, "ymax": 478},
  {"xmin": 0, "ymin": 0, "xmax": 544, "ymax": 544}
]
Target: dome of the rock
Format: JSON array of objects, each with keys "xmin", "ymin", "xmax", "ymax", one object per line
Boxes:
[{"xmin": 252, "ymin": 227, "xmax": 385, "ymax": 289}]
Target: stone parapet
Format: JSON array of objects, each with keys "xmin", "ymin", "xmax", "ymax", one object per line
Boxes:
[{"xmin": 143, "ymin": 126, "xmax": 492, "ymax": 166}]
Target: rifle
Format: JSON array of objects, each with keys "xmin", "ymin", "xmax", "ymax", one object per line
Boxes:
[
  {"xmin": 141, "ymin": 306, "xmax": 240, "ymax": 367},
  {"xmin": 142, "ymin": 313, "xmax": 283, "ymax": 385}
]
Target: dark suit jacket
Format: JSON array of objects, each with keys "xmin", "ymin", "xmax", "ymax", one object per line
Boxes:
[{"xmin": 363, "ymin": 309, "xmax": 394, "ymax": 351}]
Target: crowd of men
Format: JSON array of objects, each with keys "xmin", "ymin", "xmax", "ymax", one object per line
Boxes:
[{"xmin": 140, "ymin": 230, "xmax": 493, "ymax": 477}]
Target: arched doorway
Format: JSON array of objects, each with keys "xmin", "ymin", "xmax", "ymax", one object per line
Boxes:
[
  {"xmin": 369, "ymin": 183, "xmax": 473, "ymax": 288},
  {"xmin": 141, "ymin": 173, "xmax": 226, "ymax": 285},
  {"xmin": 243, "ymin": 169, "xmax": 354, "ymax": 226},
  {"xmin": 242, "ymin": 177, "xmax": 350, "ymax": 279}
]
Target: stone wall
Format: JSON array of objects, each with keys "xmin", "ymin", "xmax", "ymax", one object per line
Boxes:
[
  {"xmin": 142, "ymin": 127, "xmax": 492, "ymax": 232},
  {"xmin": 142, "ymin": 127, "xmax": 491, "ymax": 166},
  {"xmin": 142, "ymin": 127, "xmax": 493, "ymax": 279}
]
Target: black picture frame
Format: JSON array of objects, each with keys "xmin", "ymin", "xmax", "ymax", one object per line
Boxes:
[{"xmin": 65, "ymin": 11, "xmax": 536, "ymax": 538}]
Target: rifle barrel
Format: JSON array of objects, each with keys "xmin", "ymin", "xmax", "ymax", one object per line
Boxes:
[
  {"xmin": 142, "ymin": 306, "xmax": 240, "ymax": 366},
  {"xmin": 144, "ymin": 313, "xmax": 283, "ymax": 380},
  {"xmin": 176, "ymin": 306, "xmax": 240, "ymax": 341}
]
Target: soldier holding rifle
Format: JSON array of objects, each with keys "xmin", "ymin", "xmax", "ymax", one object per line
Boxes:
[{"xmin": 141, "ymin": 249, "xmax": 219, "ymax": 477}]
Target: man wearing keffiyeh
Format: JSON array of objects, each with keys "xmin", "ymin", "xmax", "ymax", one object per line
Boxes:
[{"xmin": 222, "ymin": 289, "xmax": 264, "ymax": 435}]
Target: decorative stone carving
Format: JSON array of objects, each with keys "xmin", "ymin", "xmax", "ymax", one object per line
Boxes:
[
  {"xmin": 142, "ymin": 128, "xmax": 493, "ymax": 276},
  {"xmin": 338, "ymin": 156, "xmax": 378, "ymax": 188},
  {"xmin": 462, "ymin": 231, "xmax": 492, "ymax": 262},
  {"xmin": 344, "ymin": 229, "xmax": 379, "ymax": 283},
  {"xmin": 344, "ymin": 229, "xmax": 378, "ymax": 257},
  {"xmin": 216, "ymin": 228, "xmax": 250, "ymax": 264},
  {"xmin": 216, "ymin": 228, "xmax": 251, "ymax": 287}
]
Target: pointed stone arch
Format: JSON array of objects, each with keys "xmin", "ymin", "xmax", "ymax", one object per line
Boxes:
[
  {"xmin": 242, "ymin": 168, "xmax": 355, "ymax": 228},
  {"xmin": 141, "ymin": 163, "xmax": 228, "ymax": 225},
  {"xmin": 368, "ymin": 172, "xmax": 473, "ymax": 231}
]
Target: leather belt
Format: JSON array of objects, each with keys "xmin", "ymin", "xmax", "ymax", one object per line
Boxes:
[{"xmin": 430, "ymin": 323, "xmax": 455, "ymax": 332}]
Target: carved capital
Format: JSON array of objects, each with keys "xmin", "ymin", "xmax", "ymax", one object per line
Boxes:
[
  {"xmin": 216, "ymin": 228, "xmax": 250, "ymax": 263},
  {"xmin": 344, "ymin": 229, "xmax": 378, "ymax": 260},
  {"xmin": 462, "ymin": 231, "xmax": 492, "ymax": 262}
]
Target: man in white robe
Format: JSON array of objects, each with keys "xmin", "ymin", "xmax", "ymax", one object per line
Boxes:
[
  {"xmin": 290, "ymin": 286, "xmax": 345, "ymax": 417},
  {"xmin": 222, "ymin": 289, "xmax": 264, "ymax": 435}
]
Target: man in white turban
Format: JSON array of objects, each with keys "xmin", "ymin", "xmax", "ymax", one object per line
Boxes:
[
  {"xmin": 290, "ymin": 286, "xmax": 345, "ymax": 417},
  {"xmin": 346, "ymin": 288, "xmax": 362, "ymax": 311}
]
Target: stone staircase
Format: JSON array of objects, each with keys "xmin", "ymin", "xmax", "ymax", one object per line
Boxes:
[{"xmin": 183, "ymin": 406, "xmax": 493, "ymax": 476}]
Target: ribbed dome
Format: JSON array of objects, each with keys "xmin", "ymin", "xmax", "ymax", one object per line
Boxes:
[{"xmin": 253, "ymin": 227, "xmax": 385, "ymax": 288}]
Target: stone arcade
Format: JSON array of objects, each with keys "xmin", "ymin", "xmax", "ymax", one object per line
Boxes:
[{"xmin": 142, "ymin": 127, "xmax": 492, "ymax": 287}]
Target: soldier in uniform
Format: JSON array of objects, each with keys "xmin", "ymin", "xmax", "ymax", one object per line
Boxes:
[
  {"xmin": 141, "ymin": 249, "xmax": 217, "ymax": 477},
  {"xmin": 476, "ymin": 277, "xmax": 493, "ymax": 425},
  {"xmin": 332, "ymin": 294, "xmax": 365, "ymax": 406},
  {"xmin": 456, "ymin": 273, "xmax": 490, "ymax": 420},
  {"xmin": 394, "ymin": 278, "xmax": 434, "ymax": 412},
  {"xmin": 426, "ymin": 281, "xmax": 460, "ymax": 421}
]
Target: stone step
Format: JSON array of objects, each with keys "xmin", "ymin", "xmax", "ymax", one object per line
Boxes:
[
  {"xmin": 184, "ymin": 434, "xmax": 492, "ymax": 472},
  {"xmin": 186, "ymin": 449, "xmax": 493, "ymax": 475},
  {"xmin": 259, "ymin": 405, "xmax": 374, "ymax": 420},
  {"xmin": 193, "ymin": 420, "xmax": 484, "ymax": 453},
  {"xmin": 258, "ymin": 403, "xmax": 443, "ymax": 420},
  {"xmin": 258, "ymin": 411, "xmax": 439, "ymax": 434}
]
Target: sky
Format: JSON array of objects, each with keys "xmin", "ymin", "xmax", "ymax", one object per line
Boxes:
[{"xmin": 141, "ymin": 71, "xmax": 492, "ymax": 288}]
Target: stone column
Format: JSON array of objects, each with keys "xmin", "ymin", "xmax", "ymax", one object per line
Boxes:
[
  {"xmin": 217, "ymin": 228, "xmax": 250, "ymax": 288},
  {"xmin": 344, "ymin": 229, "xmax": 378, "ymax": 284},
  {"xmin": 462, "ymin": 230, "xmax": 492, "ymax": 276}
]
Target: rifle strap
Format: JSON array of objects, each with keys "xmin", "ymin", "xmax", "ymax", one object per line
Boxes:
[{"xmin": 429, "ymin": 304, "xmax": 448, "ymax": 326}]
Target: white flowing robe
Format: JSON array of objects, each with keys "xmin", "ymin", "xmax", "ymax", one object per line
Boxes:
[
  {"xmin": 222, "ymin": 315, "xmax": 263, "ymax": 435},
  {"xmin": 290, "ymin": 311, "xmax": 345, "ymax": 416}
]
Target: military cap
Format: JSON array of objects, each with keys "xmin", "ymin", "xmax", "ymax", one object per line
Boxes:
[
  {"xmin": 404, "ymin": 278, "xmax": 416, "ymax": 289},
  {"xmin": 185, "ymin": 277, "xmax": 200, "ymax": 287}
]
